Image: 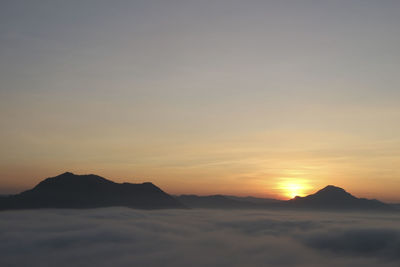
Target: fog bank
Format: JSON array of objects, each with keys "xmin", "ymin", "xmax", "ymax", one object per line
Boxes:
[{"xmin": 1, "ymin": 208, "xmax": 400, "ymax": 266}]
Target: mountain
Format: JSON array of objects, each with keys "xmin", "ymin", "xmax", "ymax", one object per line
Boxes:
[
  {"xmin": 287, "ymin": 185, "xmax": 392, "ymax": 211},
  {"xmin": 224, "ymin": 195, "xmax": 282, "ymax": 205},
  {"xmin": 176, "ymin": 195, "xmax": 282, "ymax": 209},
  {"xmin": 0, "ymin": 172, "xmax": 184, "ymax": 210},
  {"xmin": 176, "ymin": 186, "xmax": 393, "ymax": 211},
  {"xmin": 177, "ymin": 195, "xmax": 253, "ymax": 209},
  {"xmin": 0, "ymin": 176, "xmax": 394, "ymax": 212}
]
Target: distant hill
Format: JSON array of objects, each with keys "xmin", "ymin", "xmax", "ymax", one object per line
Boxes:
[
  {"xmin": 176, "ymin": 194, "xmax": 282, "ymax": 209},
  {"xmin": 1, "ymin": 176, "xmax": 395, "ymax": 212},
  {"xmin": 287, "ymin": 185, "xmax": 393, "ymax": 211},
  {"xmin": 224, "ymin": 195, "xmax": 282, "ymax": 205},
  {"xmin": 177, "ymin": 186, "xmax": 394, "ymax": 211},
  {"xmin": 177, "ymin": 195, "xmax": 253, "ymax": 209},
  {"xmin": 0, "ymin": 172, "xmax": 184, "ymax": 210}
]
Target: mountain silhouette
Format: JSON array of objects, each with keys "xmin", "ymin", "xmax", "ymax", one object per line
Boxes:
[
  {"xmin": 176, "ymin": 186, "xmax": 394, "ymax": 211},
  {"xmin": 177, "ymin": 195, "xmax": 257, "ymax": 209},
  {"xmin": 287, "ymin": 185, "xmax": 392, "ymax": 210},
  {"xmin": 224, "ymin": 195, "xmax": 282, "ymax": 205},
  {"xmin": 176, "ymin": 194, "xmax": 282, "ymax": 209},
  {"xmin": 0, "ymin": 172, "xmax": 184, "ymax": 210},
  {"xmin": 0, "ymin": 177, "xmax": 395, "ymax": 212}
]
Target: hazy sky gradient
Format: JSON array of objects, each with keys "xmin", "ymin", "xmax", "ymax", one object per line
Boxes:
[{"xmin": 1, "ymin": 0, "xmax": 400, "ymax": 201}]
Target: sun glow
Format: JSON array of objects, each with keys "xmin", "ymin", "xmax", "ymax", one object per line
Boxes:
[{"xmin": 278, "ymin": 179, "xmax": 311, "ymax": 199}]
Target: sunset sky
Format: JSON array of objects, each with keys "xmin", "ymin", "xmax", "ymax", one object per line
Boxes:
[{"xmin": 1, "ymin": 0, "xmax": 400, "ymax": 201}]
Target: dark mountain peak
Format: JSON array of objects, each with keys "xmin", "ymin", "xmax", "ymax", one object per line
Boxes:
[
  {"xmin": 291, "ymin": 185, "xmax": 357, "ymax": 202},
  {"xmin": 122, "ymin": 181, "xmax": 163, "ymax": 193},
  {"xmin": 141, "ymin": 182, "xmax": 157, "ymax": 186},
  {"xmin": 0, "ymin": 173, "xmax": 185, "ymax": 210},
  {"xmin": 33, "ymin": 172, "xmax": 114, "ymax": 191},
  {"xmin": 288, "ymin": 185, "xmax": 392, "ymax": 211},
  {"xmin": 54, "ymin": 172, "xmax": 104, "ymax": 180},
  {"xmin": 321, "ymin": 185, "xmax": 343, "ymax": 191},
  {"xmin": 60, "ymin": 171, "xmax": 74, "ymax": 176},
  {"xmin": 314, "ymin": 185, "xmax": 354, "ymax": 198}
]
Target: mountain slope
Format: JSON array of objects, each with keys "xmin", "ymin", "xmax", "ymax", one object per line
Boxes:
[
  {"xmin": 287, "ymin": 185, "xmax": 392, "ymax": 210},
  {"xmin": 0, "ymin": 172, "xmax": 184, "ymax": 210},
  {"xmin": 224, "ymin": 195, "xmax": 282, "ymax": 205},
  {"xmin": 176, "ymin": 194, "xmax": 282, "ymax": 209},
  {"xmin": 177, "ymin": 195, "xmax": 253, "ymax": 209}
]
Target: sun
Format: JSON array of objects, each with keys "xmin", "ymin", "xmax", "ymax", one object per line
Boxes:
[
  {"xmin": 284, "ymin": 183, "xmax": 303, "ymax": 199},
  {"xmin": 277, "ymin": 180, "xmax": 311, "ymax": 199}
]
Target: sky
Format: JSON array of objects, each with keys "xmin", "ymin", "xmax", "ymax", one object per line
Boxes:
[{"xmin": 1, "ymin": 0, "xmax": 400, "ymax": 201}]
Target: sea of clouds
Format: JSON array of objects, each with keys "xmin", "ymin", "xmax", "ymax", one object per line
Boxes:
[{"xmin": 1, "ymin": 208, "xmax": 400, "ymax": 267}]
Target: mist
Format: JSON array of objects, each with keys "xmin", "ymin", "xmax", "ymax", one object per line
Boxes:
[{"xmin": 1, "ymin": 208, "xmax": 399, "ymax": 267}]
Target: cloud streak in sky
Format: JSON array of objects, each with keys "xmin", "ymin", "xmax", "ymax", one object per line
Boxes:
[{"xmin": 1, "ymin": 208, "xmax": 400, "ymax": 267}]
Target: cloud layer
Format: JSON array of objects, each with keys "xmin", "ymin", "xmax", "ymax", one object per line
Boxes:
[{"xmin": 1, "ymin": 208, "xmax": 400, "ymax": 266}]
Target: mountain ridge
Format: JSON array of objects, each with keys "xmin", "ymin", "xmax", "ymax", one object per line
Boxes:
[
  {"xmin": 0, "ymin": 173, "xmax": 395, "ymax": 211},
  {"xmin": 0, "ymin": 172, "xmax": 184, "ymax": 210},
  {"xmin": 287, "ymin": 185, "xmax": 392, "ymax": 210},
  {"xmin": 177, "ymin": 185, "xmax": 394, "ymax": 211}
]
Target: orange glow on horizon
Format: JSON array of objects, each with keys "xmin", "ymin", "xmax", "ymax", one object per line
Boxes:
[{"xmin": 277, "ymin": 179, "xmax": 312, "ymax": 199}]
